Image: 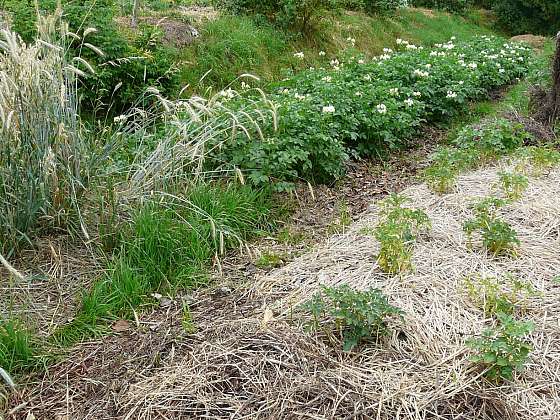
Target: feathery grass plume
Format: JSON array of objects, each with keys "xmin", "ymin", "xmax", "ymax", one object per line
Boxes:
[{"xmin": 0, "ymin": 9, "xmax": 99, "ymax": 255}]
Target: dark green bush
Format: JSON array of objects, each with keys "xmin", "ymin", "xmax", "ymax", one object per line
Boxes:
[
  {"xmin": 343, "ymin": 0, "xmax": 408, "ymax": 14},
  {"xmin": 411, "ymin": 0, "xmax": 473, "ymax": 13},
  {"xmin": 213, "ymin": 0, "xmax": 337, "ymax": 32},
  {"xmin": 492, "ymin": 0, "xmax": 560, "ymax": 36},
  {"xmin": 1, "ymin": 0, "xmax": 178, "ymax": 111}
]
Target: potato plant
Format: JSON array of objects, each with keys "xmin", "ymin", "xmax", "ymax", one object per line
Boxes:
[
  {"xmin": 463, "ymin": 197, "xmax": 520, "ymax": 256},
  {"xmin": 301, "ymin": 285, "xmax": 404, "ymax": 351},
  {"xmin": 374, "ymin": 194, "xmax": 431, "ymax": 274}
]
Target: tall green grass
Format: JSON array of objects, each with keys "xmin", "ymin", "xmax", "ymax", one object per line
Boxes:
[{"xmin": 52, "ymin": 182, "xmax": 275, "ymax": 346}]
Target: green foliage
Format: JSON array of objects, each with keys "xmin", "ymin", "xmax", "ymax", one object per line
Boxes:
[
  {"xmin": 52, "ymin": 182, "xmax": 275, "ymax": 345},
  {"xmin": 523, "ymin": 146, "xmax": 560, "ymax": 175},
  {"xmin": 424, "ymin": 146, "xmax": 479, "ymax": 193},
  {"xmin": 255, "ymin": 251, "xmax": 287, "ymax": 268},
  {"xmin": 411, "ymin": 0, "xmax": 473, "ymax": 13},
  {"xmin": 0, "ymin": 319, "xmax": 37, "ymax": 375},
  {"xmin": 463, "ymin": 197, "xmax": 520, "ymax": 256},
  {"xmin": 214, "ymin": 37, "xmax": 532, "ymax": 189},
  {"xmin": 373, "ymin": 194, "xmax": 431, "ymax": 274},
  {"xmin": 468, "ymin": 313, "xmax": 533, "ymax": 382},
  {"xmin": 343, "ymin": 0, "xmax": 408, "ymax": 14},
  {"xmin": 464, "ymin": 274, "xmax": 535, "ymax": 316},
  {"xmin": 498, "ymin": 170, "xmax": 528, "ymax": 200},
  {"xmin": 453, "ymin": 119, "xmax": 529, "ymax": 159},
  {"xmin": 214, "ymin": 0, "xmax": 336, "ymax": 32},
  {"xmin": 301, "ymin": 285, "xmax": 404, "ymax": 351},
  {"xmin": 2, "ymin": 0, "xmax": 178, "ymax": 111},
  {"xmin": 491, "ymin": 0, "xmax": 560, "ymax": 36}
]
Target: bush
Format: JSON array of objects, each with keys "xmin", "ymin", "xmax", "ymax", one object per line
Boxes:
[
  {"xmin": 343, "ymin": 0, "xmax": 408, "ymax": 14},
  {"xmin": 214, "ymin": 0, "xmax": 336, "ymax": 32},
  {"xmin": 492, "ymin": 0, "xmax": 560, "ymax": 36},
  {"xmin": 1, "ymin": 0, "xmax": 178, "ymax": 111},
  {"xmin": 411, "ymin": 0, "xmax": 472, "ymax": 13}
]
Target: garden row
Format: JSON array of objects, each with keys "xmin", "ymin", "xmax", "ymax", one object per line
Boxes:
[
  {"xmin": 298, "ymin": 118, "xmax": 560, "ymax": 381},
  {"xmin": 198, "ymin": 36, "xmax": 532, "ymax": 189}
]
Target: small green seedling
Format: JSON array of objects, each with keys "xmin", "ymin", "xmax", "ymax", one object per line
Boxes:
[
  {"xmin": 468, "ymin": 313, "xmax": 533, "ymax": 382},
  {"xmin": 301, "ymin": 285, "xmax": 404, "ymax": 351},
  {"xmin": 497, "ymin": 170, "xmax": 528, "ymax": 200},
  {"xmin": 373, "ymin": 194, "xmax": 430, "ymax": 274},
  {"xmin": 463, "ymin": 197, "xmax": 520, "ymax": 256},
  {"xmin": 464, "ymin": 274, "xmax": 536, "ymax": 316},
  {"xmin": 255, "ymin": 251, "xmax": 287, "ymax": 269}
]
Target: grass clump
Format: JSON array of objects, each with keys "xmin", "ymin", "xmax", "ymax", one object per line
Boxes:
[
  {"xmin": 52, "ymin": 183, "xmax": 275, "ymax": 346},
  {"xmin": 301, "ymin": 285, "xmax": 403, "ymax": 351},
  {"xmin": 373, "ymin": 193, "xmax": 430, "ymax": 274},
  {"xmin": 463, "ymin": 197, "xmax": 520, "ymax": 256},
  {"xmin": 0, "ymin": 320, "xmax": 39, "ymax": 378},
  {"xmin": 468, "ymin": 313, "xmax": 533, "ymax": 382}
]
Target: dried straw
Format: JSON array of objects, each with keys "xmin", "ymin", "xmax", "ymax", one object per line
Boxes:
[{"xmin": 120, "ymin": 163, "xmax": 560, "ymax": 419}]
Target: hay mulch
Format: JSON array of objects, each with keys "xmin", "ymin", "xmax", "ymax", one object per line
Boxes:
[{"xmin": 120, "ymin": 163, "xmax": 560, "ymax": 419}]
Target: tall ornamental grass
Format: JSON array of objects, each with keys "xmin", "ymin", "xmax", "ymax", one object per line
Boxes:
[{"xmin": 0, "ymin": 11, "xmax": 97, "ymax": 256}]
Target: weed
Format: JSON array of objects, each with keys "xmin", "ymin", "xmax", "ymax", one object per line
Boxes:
[
  {"xmin": 424, "ymin": 146, "xmax": 479, "ymax": 193},
  {"xmin": 468, "ymin": 313, "xmax": 534, "ymax": 382},
  {"xmin": 255, "ymin": 251, "xmax": 287, "ymax": 269},
  {"xmin": 301, "ymin": 285, "xmax": 404, "ymax": 351},
  {"xmin": 0, "ymin": 319, "xmax": 38, "ymax": 376},
  {"xmin": 373, "ymin": 194, "xmax": 430, "ymax": 274},
  {"xmin": 527, "ymin": 146, "xmax": 560, "ymax": 174},
  {"xmin": 326, "ymin": 201, "xmax": 352, "ymax": 235},
  {"xmin": 276, "ymin": 227, "xmax": 307, "ymax": 245},
  {"xmin": 497, "ymin": 170, "xmax": 529, "ymax": 200},
  {"xmin": 463, "ymin": 197, "xmax": 520, "ymax": 256}
]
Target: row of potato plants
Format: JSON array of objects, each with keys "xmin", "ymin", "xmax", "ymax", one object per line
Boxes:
[{"xmin": 205, "ymin": 35, "xmax": 533, "ymax": 189}]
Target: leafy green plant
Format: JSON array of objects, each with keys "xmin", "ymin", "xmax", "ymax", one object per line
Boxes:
[
  {"xmin": 464, "ymin": 274, "xmax": 535, "ymax": 316},
  {"xmin": 424, "ymin": 146, "xmax": 479, "ymax": 193},
  {"xmin": 373, "ymin": 194, "xmax": 431, "ymax": 274},
  {"xmin": 301, "ymin": 285, "xmax": 404, "ymax": 351},
  {"xmin": 468, "ymin": 313, "xmax": 534, "ymax": 382},
  {"xmin": 498, "ymin": 170, "xmax": 529, "ymax": 201},
  {"xmin": 491, "ymin": 0, "xmax": 560, "ymax": 36},
  {"xmin": 526, "ymin": 146, "xmax": 560, "ymax": 175},
  {"xmin": 453, "ymin": 119, "xmax": 529, "ymax": 159},
  {"xmin": 463, "ymin": 197, "xmax": 520, "ymax": 256}
]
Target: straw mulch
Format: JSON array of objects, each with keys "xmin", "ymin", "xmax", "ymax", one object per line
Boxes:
[{"xmin": 120, "ymin": 164, "xmax": 560, "ymax": 420}]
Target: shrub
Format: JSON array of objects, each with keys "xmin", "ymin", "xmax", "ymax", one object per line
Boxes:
[
  {"xmin": 492, "ymin": 0, "xmax": 560, "ymax": 36},
  {"xmin": 214, "ymin": 0, "xmax": 336, "ymax": 32},
  {"xmin": 411, "ymin": 0, "xmax": 472, "ymax": 13},
  {"xmin": 468, "ymin": 313, "xmax": 533, "ymax": 382},
  {"xmin": 343, "ymin": 0, "xmax": 409, "ymax": 14},
  {"xmin": 301, "ymin": 285, "xmax": 404, "ymax": 351},
  {"xmin": 1, "ymin": 0, "xmax": 178, "ymax": 111},
  {"xmin": 373, "ymin": 194, "xmax": 431, "ymax": 274},
  {"xmin": 463, "ymin": 197, "xmax": 520, "ymax": 256}
]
